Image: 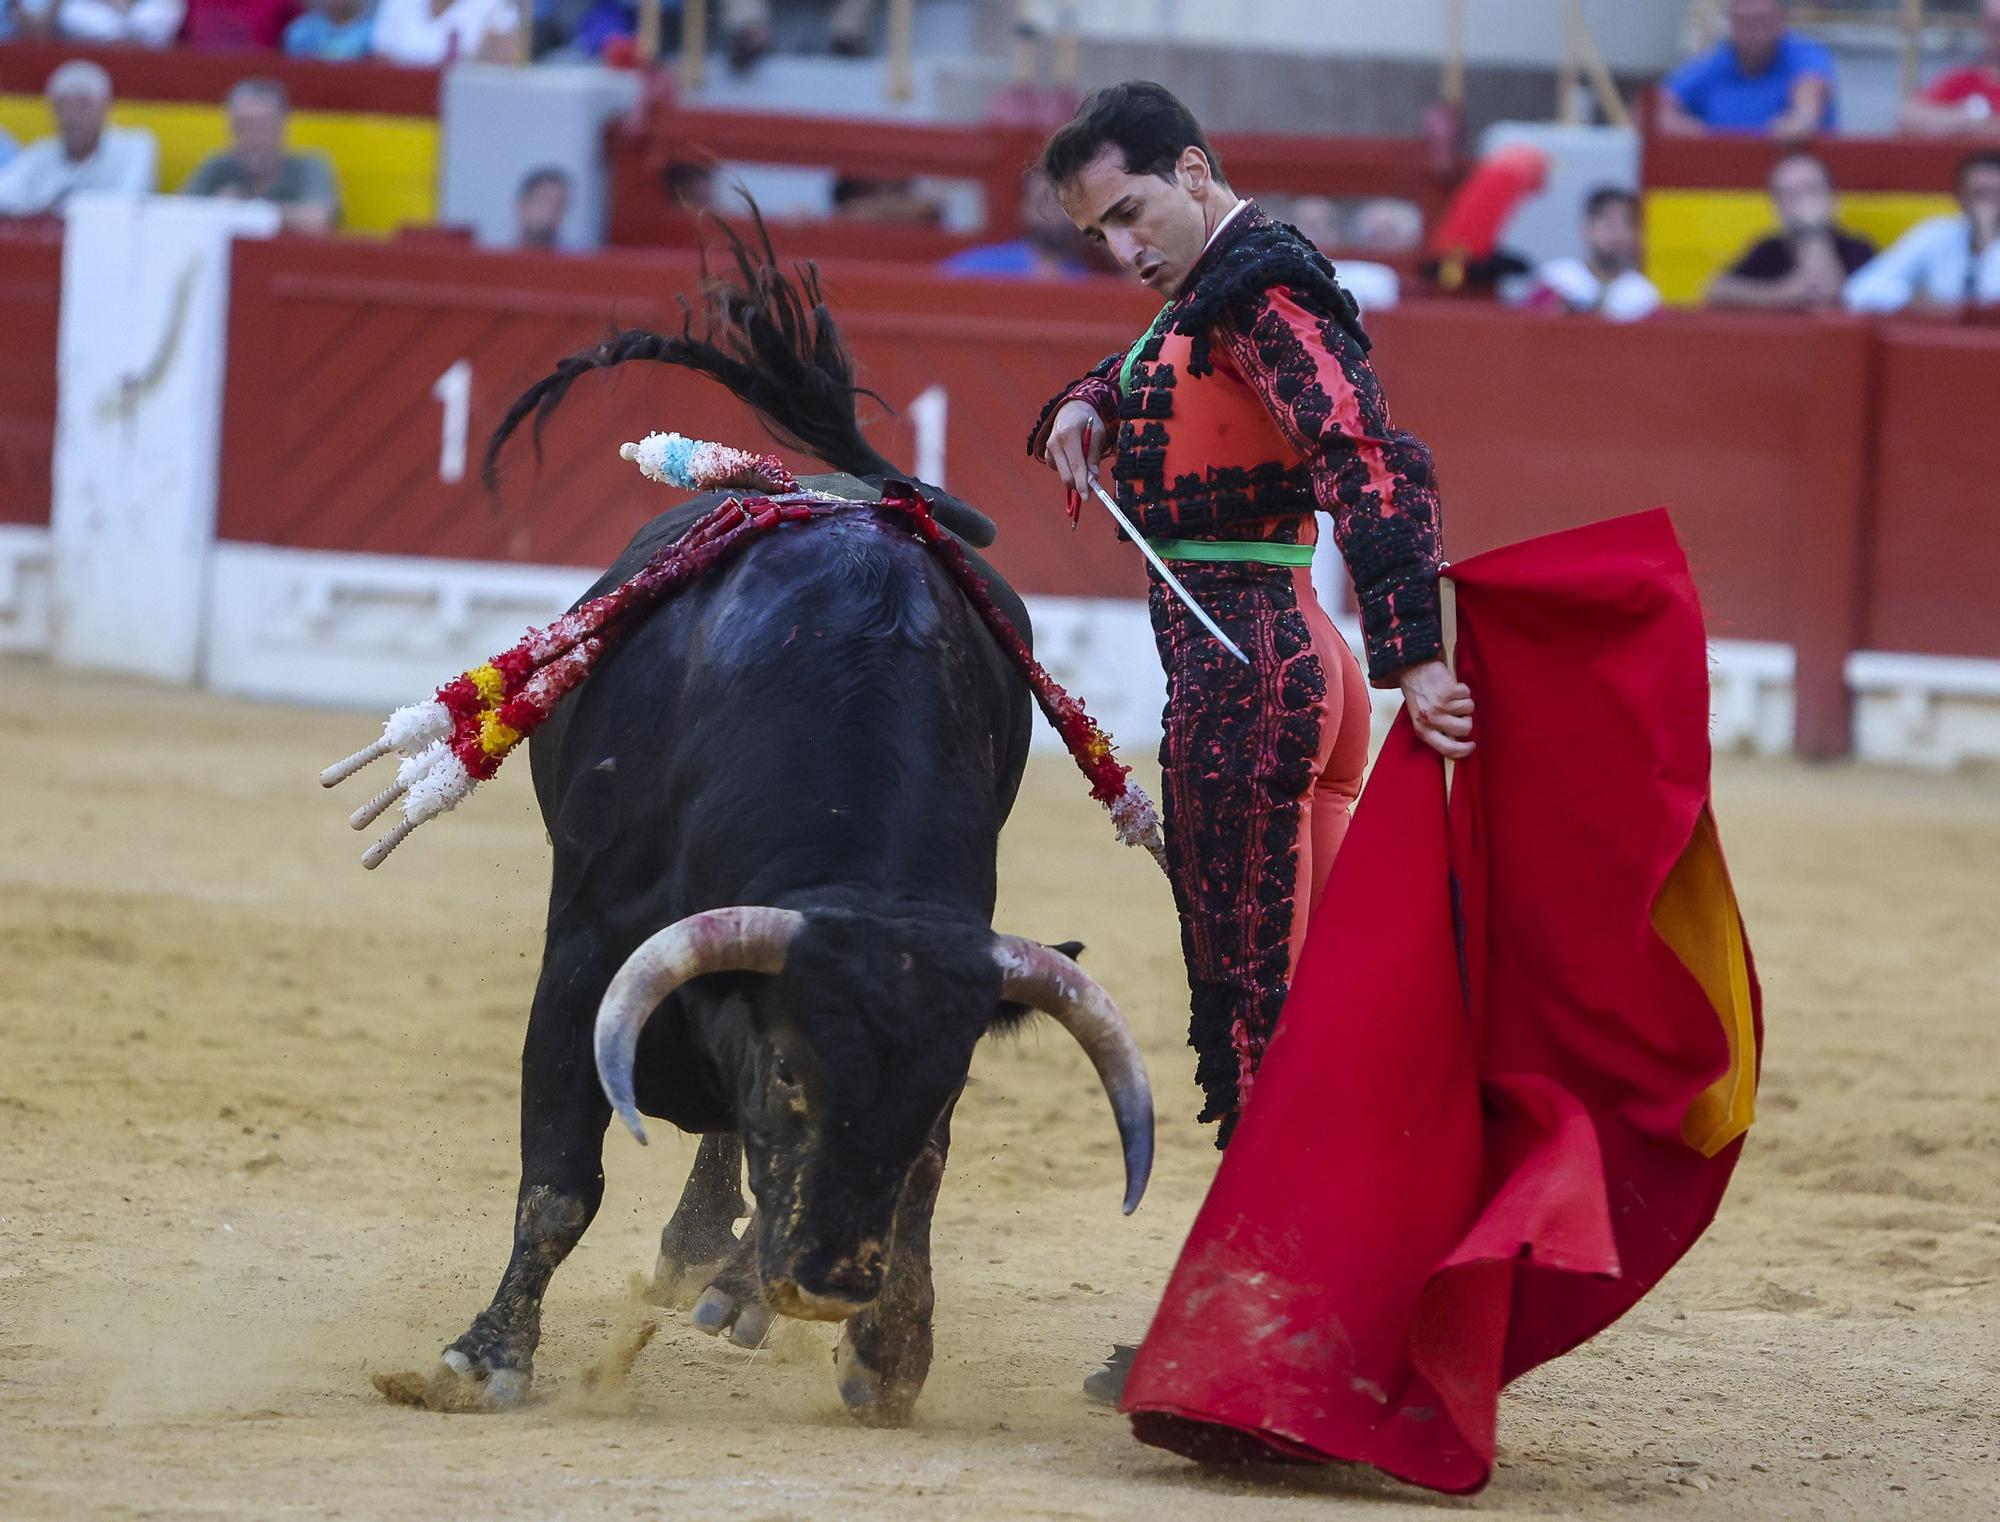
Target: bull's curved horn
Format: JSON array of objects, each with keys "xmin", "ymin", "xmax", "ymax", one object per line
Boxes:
[
  {"xmin": 595, "ymin": 907, "xmax": 804, "ymax": 1145},
  {"xmin": 992, "ymin": 938, "xmax": 1154, "ymax": 1215}
]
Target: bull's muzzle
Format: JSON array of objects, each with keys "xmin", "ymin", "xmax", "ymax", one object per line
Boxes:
[{"xmin": 767, "ymin": 1248, "xmax": 885, "ymax": 1321}]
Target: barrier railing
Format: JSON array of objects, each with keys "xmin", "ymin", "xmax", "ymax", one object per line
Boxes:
[
  {"xmin": 605, "ymin": 98, "xmax": 1457, "ymax": 252},
  {"xmin": 0, "ymin": 40, "xmax": 440, "ymax": 116}
]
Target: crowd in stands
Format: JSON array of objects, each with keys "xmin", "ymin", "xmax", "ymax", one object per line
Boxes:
[
  {"xmin": 0, "ymin": 0, "xmax": 884, "ymax": 66},
  {"xmin": 0, "ymin": 59, "xmax": 341, "ymax": 222},
  {"xmin": 1529, "ymin": 0, "xmax": 2000, "ymax": 321},
  {"xmin": 0, "ymin": 0, "xmax": 1994, "ymax": 313}
]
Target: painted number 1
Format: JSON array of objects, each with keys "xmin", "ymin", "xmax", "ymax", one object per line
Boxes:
[
  {"xmin": 432, "ymin": 359, "xmax": 472, "ymax": 485},
  {"xmin": 911, "ymin": 384, "xmax": 947, "ymax": 489}
]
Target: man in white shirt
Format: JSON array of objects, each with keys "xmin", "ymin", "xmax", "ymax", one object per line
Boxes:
[
  {"xmin": 49, "ymin": 0, "xmax": 184, "ymax": 45},
  {"xmin": 370, "ymin": 0, "xmax": 521, "ymax": 65},
  {"xmin": 0, "ymin": 61, "xmax": 157, "ymax": 218},
  {"xmin": 1845, "ymin": 151, "xmax": 2000, "ymax": 312},
  {"xmin": 1525, "ymin": 186, "xmax": 1663, "ymax": 323}
]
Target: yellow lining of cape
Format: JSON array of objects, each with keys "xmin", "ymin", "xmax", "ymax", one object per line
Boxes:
[{"xmin": 1653, "ymin": 806, "xmax": 1759, "ymax": 1157}]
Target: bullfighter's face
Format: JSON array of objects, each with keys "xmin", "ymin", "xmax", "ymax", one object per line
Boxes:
[
  {"xmin": 1057, "ymin": 143, "xmax": 1235, "ymax": 299},
  {"xmin": 728, "ymin": 914, "xmax": 1001, "ymax": 1320}
]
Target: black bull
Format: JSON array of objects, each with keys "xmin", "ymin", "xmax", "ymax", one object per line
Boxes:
[{"xmin": 431, "ymin": 302, "xmax": 1154, "ymax": 1423}]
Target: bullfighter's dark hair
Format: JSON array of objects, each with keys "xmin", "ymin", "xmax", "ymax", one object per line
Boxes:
[
  {"xmin": 483, "ymin": 199, "xmax": 899, "ymax": 496},
  {"xmin": 1040, "ymin": 81, "xmax": 1227, "ymax": 191}
]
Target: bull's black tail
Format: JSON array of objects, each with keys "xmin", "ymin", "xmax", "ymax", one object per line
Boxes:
[{"xmin": 482, "ymin": 201, "xmax": 897, "ymax": 495}]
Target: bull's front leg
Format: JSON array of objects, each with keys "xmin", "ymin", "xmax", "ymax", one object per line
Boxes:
[
  {"xmin": 835, "ymin": 1108, "xmax": 952, "ymax": 1427},
  {"xmin": 648, "ymin": 1132, "xmax": 747, "ymax": 1308},
  {"xmin": 440, "ymin": 927, "xmax": 611, "ymax": 1406}
]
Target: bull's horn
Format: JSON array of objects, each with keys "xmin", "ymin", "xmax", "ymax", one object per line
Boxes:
[
  {"xmin": 594, "ymin": 907, "xmax": 804, "ymax": 1145},
  {"xmin": 992, "ymin": 938, "xmax": 1154, "ymax": 1215}
]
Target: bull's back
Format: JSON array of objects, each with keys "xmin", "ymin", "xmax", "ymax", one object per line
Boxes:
[{"xmin": 528, "ymin": 504, "xmax": 1033, "ymax": 930}]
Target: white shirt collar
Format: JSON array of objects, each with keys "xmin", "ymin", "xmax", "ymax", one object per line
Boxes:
[{"xmin": 1202, "ymin": 196, "xmax": 1250, "ymax": 254}]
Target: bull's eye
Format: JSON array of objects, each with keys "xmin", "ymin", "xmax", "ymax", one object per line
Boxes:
[{"xmin": 773, "ymin": 1055, "xmax": 797, "ymax": 1089}]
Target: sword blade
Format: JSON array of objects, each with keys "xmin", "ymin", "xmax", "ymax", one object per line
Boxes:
[{"xmin": 1087, "ymin": 481, "xmax": 1251, "ymax": 666}]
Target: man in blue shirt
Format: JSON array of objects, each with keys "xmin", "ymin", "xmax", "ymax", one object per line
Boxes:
[{"xmin": 1661, "ymin": 0, "xmax": 1838, "ymax": 140}]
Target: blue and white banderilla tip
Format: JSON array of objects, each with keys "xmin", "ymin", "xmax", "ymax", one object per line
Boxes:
[{"xmin": 620, "ymin": 430, "xmax": 705, "ymax": 489}]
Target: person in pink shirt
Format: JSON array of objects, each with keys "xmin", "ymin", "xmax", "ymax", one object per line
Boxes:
[
  {"xmin": 181, "ymin": 0, "xmax": 300, "ymax": 47},
  {"xmin": 1901, "ymin": 0, "xmax": 2000, "ymax": 138}
]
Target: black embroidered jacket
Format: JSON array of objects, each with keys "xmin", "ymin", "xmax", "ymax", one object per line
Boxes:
[{"xmin": 1028, "ymin": 203, "xmax": 1445, "ymax": 684}]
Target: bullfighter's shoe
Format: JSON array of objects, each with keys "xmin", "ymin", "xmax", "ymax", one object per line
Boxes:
[{"xmin": 1083, "ymin": 1343, "xmax": 1138, "ymax": 1406}]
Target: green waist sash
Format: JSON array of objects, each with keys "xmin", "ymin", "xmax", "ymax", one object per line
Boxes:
[{"xmin": 1148, "ymin": 538, "xmax": 1317, "ymax": 567}]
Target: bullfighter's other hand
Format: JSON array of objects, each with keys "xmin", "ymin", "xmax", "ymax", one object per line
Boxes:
[{"xmin": 1399, "ymin": 659, "xmax": 1475, "ymax": 761}]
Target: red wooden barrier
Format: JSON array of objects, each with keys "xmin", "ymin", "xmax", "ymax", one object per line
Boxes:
[
  {"xmin": 214, "ymin": 237, "xmax": 2000, "ymax": 759},
  {"xmin": 0, "ymin": 39, "xmax": 439, "ymax": 116},
  {"xmin": 1643, "ymin": 125, "xmax": 1975, "ymax": 194},
  {"xmin": 217, "ymin": 237, "xmax": 1158, "ymax": 595},
  {"xmin": 1365, "ymin": 306, "xmax": 1878, "ymax": 758},
  {"xmin": 1866, "ymin": 321, "xmax": 2000, "ymax": 661},
  {"xmin": 0, "ymin": 221, "xmax": 61, "ymax": 527}
]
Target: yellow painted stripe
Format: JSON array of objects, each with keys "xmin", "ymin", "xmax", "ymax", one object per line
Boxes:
[
  {"xmin": 1653, "ymin": 807, "xmax": 1759, "ymax": 1158},
  {"xmin": 0, "ymin": 95, "xmax": 437, "ymax": 236},
  {"xmin": 1645, "ymin": 188, "xmax": 1960, "ymax": 305}
]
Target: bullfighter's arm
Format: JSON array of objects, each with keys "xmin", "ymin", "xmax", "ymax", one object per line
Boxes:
[
  {"xmin": 1025, "ymin": 351, "xmax": 1123, "ymax": 460},
  {"xmin": 1215, "ymin": 285, "xmax": 1444, "ymax": 686}
]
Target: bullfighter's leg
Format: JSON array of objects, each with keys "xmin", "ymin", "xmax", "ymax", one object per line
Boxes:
[
  {"xmin": 1151, "ymin": 565, "xmax": 1330, "ymax": 1147},
  {"xmin": 441, "ymin": 926, "xmax": 611, "ymax": 1405},
  {"xmin": 688, "ymin": 1209, "xmax": 778, "ymax": 1348},
  {"xmin": 648, "ymin": 1132, "xmax": 748, "ymax": 1308},
  {"xmin": 835, "ymin": 1104, "xmax": 952, "ymax": 1426}
]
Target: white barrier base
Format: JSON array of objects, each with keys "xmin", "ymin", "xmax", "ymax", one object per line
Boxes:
[
  {"xmin": 202, "ymin": 542, "xmax": 1176, "ymax": 753},
  {"xmin": 199, "ymin": 543, "xmax": 1859, "ymax": 765},
  {"xmin": 0, "ymin": 524, "xmax": 52, "ymax": 655},
  {"xmin": 1849, "ymin": 650, "xmax": 2000, "ymax": 770}
]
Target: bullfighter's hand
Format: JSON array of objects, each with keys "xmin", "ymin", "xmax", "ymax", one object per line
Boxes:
[
  {"xmin": 1399, "ymin": 659, "xmax": 1475, "ymax": 761},
  {"xmin": 1042, "ymin": 399, "xmax": 1109, "ymax": 498}
]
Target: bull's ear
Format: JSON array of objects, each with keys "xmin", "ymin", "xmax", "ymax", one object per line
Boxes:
[{"xmin": 990, "ymin": 939, "xmax": 1086, "ymax": 1031}]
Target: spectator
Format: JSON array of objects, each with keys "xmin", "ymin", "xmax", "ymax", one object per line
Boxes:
[
  {"xmin": 725, "ymin": 0, "xmax": 875, "ymax": 72},
  {"xmin": 1278, "ymin": 194, "xmax": 1342, "ymax": 252},
  {"xmin": 1900, "ymin": 0, "xmax": 2000, "ymax": 139},
  {"xmin": 1708, "ymin": 152, "xmax": 1876, "ymax": 310},
  {"xmin": 939, "ymin": 174, "xmax": 1090, "ymax": 280},
  {"xmin": 283, "ymin": 0, "xmax": 373, "ymax": 57},
  {"xmin": 184, "ymin": 80, "xmax": 341, "ymax": 234},
  {"xmin": 183, "ymin": 0, "xmax": 300, "ymax": 48},
  {"xmin": 1348, "ymin": 197, "xmax": 1424, "ymax": 254},
  {"xmin": 661, "ymin": 158, "xmax": 715, "ymax": 213},
  {"xmin": 568, "ymin": 0, "xmax": 685, "ymax": 59},
  {"xmin": 514, "ymin": 165, "xmax": 570, "ymax": 250},
  {"xmin": 1659, "ymin": 0, "xmax": 1837, "ymax": 141},
  {"xmin": 1523, "ymin": 186, "xmax": 1662, "ymax": 322},
  {"xmin": 371, "ymin": 0, "xmax": 519, "ymax": 65},
  {"xmin": 46, "ymin": 0, "xmax": 184, "ymax": 45},
  {"xmin": 830, "ymin": 174, "xmax": 941, "ymax": 228},
  {"xmin": 1845, "ymin": 151, "xmax": 2000, "ymax": 313},
  {"xmin": 0, "ymin": 62, "xmax": 156, "ymax": 218}
]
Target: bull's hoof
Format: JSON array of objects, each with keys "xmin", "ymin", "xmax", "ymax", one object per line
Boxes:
[
  {"xmin": 834, "ymin": 1332, "xmax": 920, "ymax": 1428},
  {"xmin": 690, "ymin": 1285, "xmax": 775, "ymax": 1349},
  {"xmin": 426, "ymin": 1326, "xmax": 534, "ymax": 1409},
  {"xmin": 647, "ymin": 1249, "xmax": 733, "ymax": 1310},
  {"xmin": 371, "ymin": 1353, "xmax": 528, "ymax": 1412}
]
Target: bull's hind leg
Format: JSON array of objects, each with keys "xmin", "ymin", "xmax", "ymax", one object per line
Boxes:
[
  {"xmin": 648, "ymin": 1133, "xmax": 747, "ymax": 1308},
  {"xmin": 836, "ymin": 1107, "xmax": 952, "ymax": 1426},
  {"xmin": 440, "ymin": 927, "xmax": 611, "ymax": 1406}
]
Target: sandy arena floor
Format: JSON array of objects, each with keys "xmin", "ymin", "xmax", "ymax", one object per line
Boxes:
[{"xmin": 1, "ymin": 656, "xmax": 1997, "ymax": 1521}]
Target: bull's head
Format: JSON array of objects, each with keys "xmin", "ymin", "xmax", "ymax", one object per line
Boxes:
[{"xmin": 592, "ymin": 906, "xmax": 1152, "ymax": 1320}]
